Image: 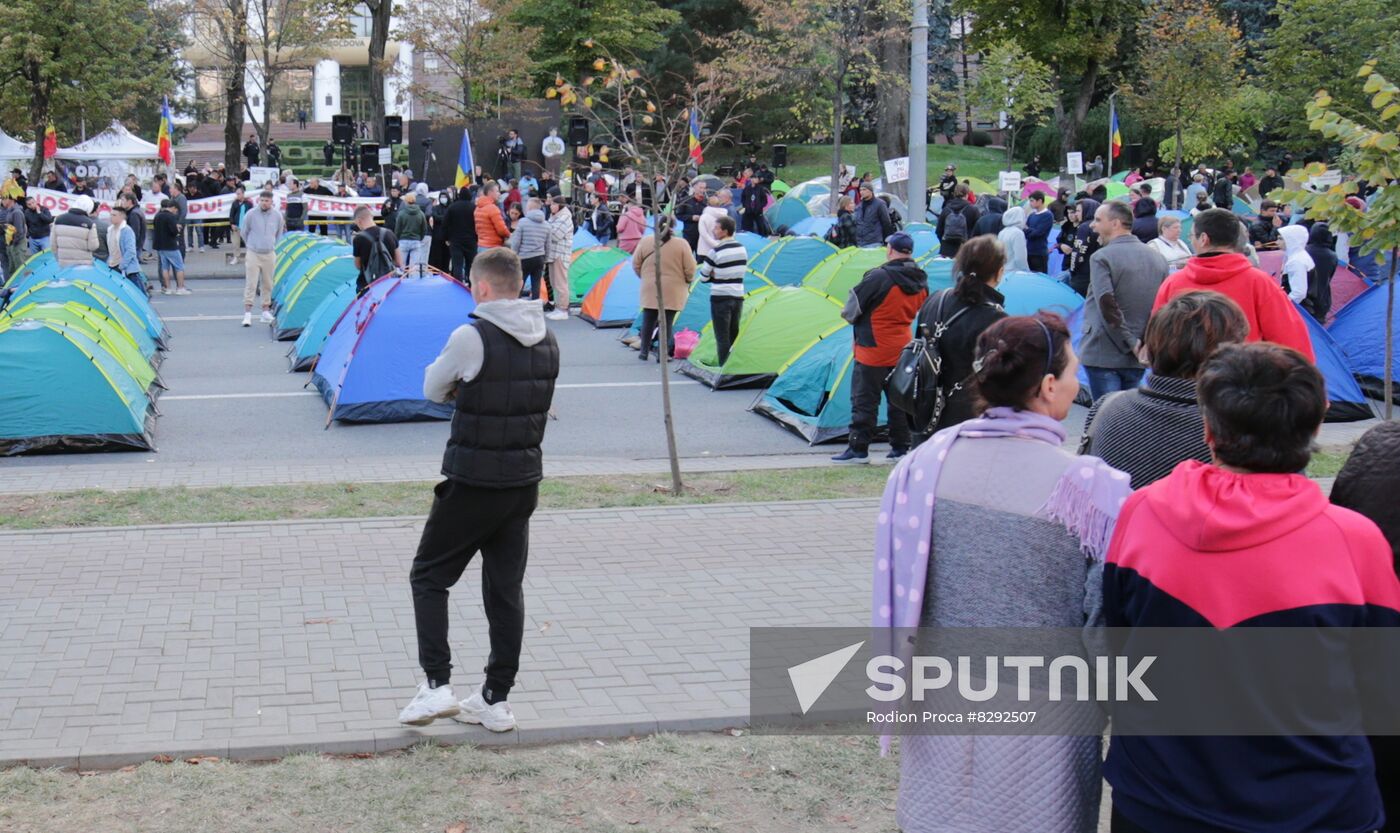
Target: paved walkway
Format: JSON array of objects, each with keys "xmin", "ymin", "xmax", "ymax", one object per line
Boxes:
[{"xmin": 0, "ymin": 500, "xmax": 873, "ymax": 769}]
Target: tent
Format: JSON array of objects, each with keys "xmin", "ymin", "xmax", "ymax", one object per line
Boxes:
[
  {"xmin": 4, "ymin": 270, "xmax": 162, "ymax": 354},
  {"xmin": 275, "ymin": 231, "xmax": 317, "ymax": 254},
  {"xmin": 0, "ymin": 300, "xmax": 159, "ymax": 391},
  {"xmin": 962, "ymin": 177, "xmax": 995, "ymax": 197},
  {"xmin": 735, "ymin": 231, "xmax": 768, "ymax": 253},
  {"xmin": 0, "ymin": 128, "xmax": 34, "ymax": 165},
  {"xmin": 1104, "ymin": 182, "xmax": 1131, "ymax": 201},
  {"xmin": 787, "ymin": 179, "xmax": 832, "ymax": 204},
  {"xmin": 3, "ymin": 250, "xmax": 58, "ymax": 288},
  {"xmin": 273, "ymin": 240, "xmax": 350, "ymax": 295},
  {"xmin": 54, "ymin": 122, "xmax": 159, "ymax": 160},
  {"xmin": 998, "ymin": 271, "xmax": 1086, "ymax": 317},
  {"xmin": 671, "ymin": 269, "xmax": 775, "ymax": 335},
  {"xmin": 750, "ymin": 237, "xmax": 840, "ymax": 286},
  {"xmin": 7, "ymin": 262, "xmax": 167, "ymax": 346},
  {"xmin": 1231, "ymin": 196, "xmax": 1253, "ymax": 217},
  {"xmin": 789, "ymin": 216, "xmax": 837, "ymax": 239},
  {"xmin": 915, "ymin": 256, "xmax": 956, "ymax": 294},
  {"xmin": 573, "ymin": 226, "xmax": 602, "ymax": 250},
  {"xmin": 311, "ymin": 272, "xmax": 477, "ymax": 423},
  {"xmin": 1021, "ymin": 180, "xmax": 1057, "ymax": 199},
  {"xmin": 1326, "ymin": 266, "xmax": 1372, "ymax": 326},
  {"xmin": 0, "ymin": 319, "xmax": 154, "ymax": 454},
  {"xmin": 1328, "ymin": 283, "xmax": 1400, "ymax": 402},
  {"xmin": 288, "ymin": 281, "xmax": 358, "ymax": 371},
  {"xmin": 764, "ymin": 196, "xmax": 812, "ymax": 233},
  {"xmin": 680, "ymin": 285, "xmax": 846, "ymax": 388},
  {"xmin": 1294, "ymin": 303, "xmax": 1373, "ymax": 422},
  {"xmin": 1110, "ymin": 171, "xmax": 1130, "ymax": 183},
  {"xmin": 752, "ymin": 327, "xmax": 885, "ymax": 444},
  {"xmin": 579, "ymin": 259, "xmax": 643, "ymax": 327},
  {"xmin": 273, "ymin": 256, "xmax": 359, "ymax": 340},
  {"xmin": 909, "ymin": 227, "xmax": 939, "ymax": 258},
  {"xmin": 770, "ymin": 179, "xmax": 791, "ymax": 197},
  {"xmin": 801, "ymin": 247, "xmax": 890, "ymax": 297},
  {"xmin": 569, "ymin": 247, "xmax": 629, "ymax": 305},
  {"xmin": 806, "ymin": 195, "xmax": 836, "ymax": 218}
]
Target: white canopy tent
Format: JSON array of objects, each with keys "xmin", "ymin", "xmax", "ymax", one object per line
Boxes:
[
  {"xmin": 54, "ymin": 121, "xmax": 158, "ymax": 160},
  {"xmin": 0, "ymin": 129, "xmax": 35, "ymax": 170}
]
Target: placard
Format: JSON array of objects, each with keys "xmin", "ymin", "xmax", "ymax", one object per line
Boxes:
[
  {"xmin": 247, "ymin": 167, "xmax": 280, "ymax": 188},
  {"xmin": 1066, "ymin": 152, "xmax": 1083, "ymax": 176},
  {"xmin": 1308, "ymin": 169, "xmax": 1342, "ymax": 189},
  {"xmin": 882, "ymin": 156, "xmax": 910, "ymax": 184},
  {"xmin": 998, "ymin": 171, "xmax": 1022, "ymax": 194},
  {"xmin": 378, "ymin": 148, "xmax": 392, "ymax": 166}
]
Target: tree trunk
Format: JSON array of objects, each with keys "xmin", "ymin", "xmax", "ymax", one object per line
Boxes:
[
  {"xmin": 224, "ymin": 3, "xmax": 248, "ymax": 172},
  {"xmin": 1059, "ymin": 59, "xmax": 1099, "ymax": 161},
  {"xmin": 367, "ymin": 0, "xmax": 393, "ymax": 143},
  {"xmin": 651, "ymin": 205, "xmax": 684, "ymax": 495},
  {"xmin": 1386, "ymin": 251, "xmax": 1397, "ymax": 420},
  {"xmin": 875, "ymin": 21, "xmax": 910, "ymax": 201},
  {"xmin": 1005, "ymin": 122, "xmax": 1014, "ymax": 170},
  {"xmin": 830, "ymin": 59, "xmax": 847, "ymax": 213},
  {"xmin": 1173, "ymin": 104, "xmax": 1183, "ymax": 173},
  {"xmin": 27, "ymin": 66, "xmax": 48, "ymax": 183}
]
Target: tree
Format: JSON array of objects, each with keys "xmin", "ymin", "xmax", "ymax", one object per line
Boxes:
[
  {"xmin": 1219, "ymin": 0, "xmax": 1276, "ymax": 63},
  {"xmin": 970, "ymin": 42, "xmax": 1054, "ymax": 170},
  {"xmin": 188, "ymin": 0, "xmax": 251, "ymax": 170},
  {"xmin": 395, "ymin": 0, "xmax": 540, "ymax": 122},
  {"xmin": 1152, "ymin": 86, "xmax": 1266, "ymax": 163},
  {"xmin": 244, "ymin": 0, "xmax": 349, "ymax": 162},
  {"xmin": 955, "ymin": 0, "xmax": 1142, "ymax": 162},
  {"xmin": 1278, "ymin": 63, "xmax": 1400, "ymax": 417},
  {"xmin": 1259, "ymin": 0, "xmax": 1400, "ymax": 151},
  {"xmin": 513, "ymin": 0, "xmax": 680, "ymax": 94},
  {"xmin": 927, "ymin": 0, "xmax": 961, "ymax": 140},
  {"xmin": 1129, "ymin": 0, "xmax": 1242, "ymax": 171},
  {"xmin": 547, "ymin": 44, "xmax": 749, "ymax": 494},
  {"xmin": 364, "ymin": 0, "xmax": 392, "ymax": 143},
  {"xmin": 0, "ymin": 0, "xmax": 180, "ymax": 181},
  {"xmin": 875, "ymin": 6, "xmax": 910, "ymax": 199}
]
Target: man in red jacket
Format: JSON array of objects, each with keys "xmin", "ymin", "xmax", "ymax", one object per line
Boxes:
[
  {"xmin": 832, "ymin": 232, "xmax": 929, "ymax": 463},
  {"xmin": 1152, "ymin": 208, "xmax": 1313, "ymax": 360}
]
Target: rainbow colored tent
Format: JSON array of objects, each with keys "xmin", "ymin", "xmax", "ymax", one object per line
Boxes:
[{"xmin": 569, "ymin": 247, "xmax": 629, "ymax": 306}]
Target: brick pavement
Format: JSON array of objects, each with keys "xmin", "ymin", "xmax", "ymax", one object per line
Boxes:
[{"xmin": 0, "ymin": 499, "xmax": 875, "ymax": 769}]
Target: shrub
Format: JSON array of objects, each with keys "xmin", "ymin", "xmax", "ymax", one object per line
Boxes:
[{"xmin": 966, "ymin": 130, "xmax": 994, "ymax": 147}]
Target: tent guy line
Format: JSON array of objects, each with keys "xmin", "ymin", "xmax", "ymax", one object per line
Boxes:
[{"xmin": 159, "ymin": 381, "xmax": 702, "ymax": 401}]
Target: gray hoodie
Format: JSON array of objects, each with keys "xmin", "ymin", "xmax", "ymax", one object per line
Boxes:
[
  {"xmin": 509, "ymin": 208, "xmax": 550, "ymax": 259},
  {"xmin": 423, "ymin": 299, "xmax": 548, "ymax": 402}
]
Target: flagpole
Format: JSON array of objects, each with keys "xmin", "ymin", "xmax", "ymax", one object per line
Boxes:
[{"xmin": 1107, "ymin": 92, "xmax": 1117, "ymax": 178}]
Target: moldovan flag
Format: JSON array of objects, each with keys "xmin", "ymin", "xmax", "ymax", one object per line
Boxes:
[
  {"xmin": 1110, "ymin": 109, "xmax": 1122, "ymax": 160},
  {"xmin": 455, "ymin": 128, "xmax": 474, "ymax": 189},
  {"xmin": 688, "ymin": 109, "xmax": 703, "ymax": 165},
  {"xmin": 42, "ymin": 125, "xmax": 57, "ymax": 159},
  {"xmin": 157, "ymin": 97, "xmax": 174, "ymax": 166}
]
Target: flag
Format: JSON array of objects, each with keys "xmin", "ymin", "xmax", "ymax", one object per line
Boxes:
[
  {"xmin": 454, "ymin": 127, "xmax": 474, "ymax": 189},
  {"xmin": 1110, "ymin": 108, "xmax": 1122, "ymax": 160},
  {"xmin": 42, "ymin": 124, "xmax": 57, "ymax": 159},
  {"xmin": 157, "ymin": 96, "xmax": 174, "ymax": 166},
  {"xmin": 688, "ymin": 109, "xmax": 703, "ymax": 165}
]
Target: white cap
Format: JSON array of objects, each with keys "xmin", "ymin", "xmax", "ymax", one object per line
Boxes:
[{"xmin": 74, "ymin": 195, "xmax": 95, "ymax": 214}]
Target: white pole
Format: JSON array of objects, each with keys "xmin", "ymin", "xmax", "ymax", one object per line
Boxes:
[
  {"xmin": 1107, "ymin": 91, "xmax": 1117, "ymax": 178},
  {"xmin": 909, "ymin": 0, "xmax": 929, "ymax": 222}
]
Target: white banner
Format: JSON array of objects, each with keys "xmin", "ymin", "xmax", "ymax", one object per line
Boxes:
[
  {"xmin": 882, "ymin": 157, "xmax": 910, "ymax": 184},
  {"xmin": 25, "ymin": 186, "xmax": 400, "ymax": 224},
  {"xmin": 1066, "ymin": 152, "xmax": 1083, "ymax": 176},
  {"xmin": 998, "ymin": 171, "xmax": 1022, "ymax": 194}
]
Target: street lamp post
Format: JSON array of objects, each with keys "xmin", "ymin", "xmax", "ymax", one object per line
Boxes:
[{"xmin": 908, "ymin": 0, "xmax": 929, "ymax": 222}]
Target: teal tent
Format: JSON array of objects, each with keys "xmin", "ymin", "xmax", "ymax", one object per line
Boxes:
[
  {"xmin": 5, "ymin": 276, "xmax": 159, "ymax": 356},
  {"xmin": 7, "ymin": 264, "xmax": 166, "ymax": 346},
  {"xmin": 749, "ymin": 237, "xmax": 839, "ymax": 286},
  {"xmin": 3, "ymin": 250, "xmax": 58, "ymax": 288},
  {"xmin": 273, "ymin": 255, "xmax": 358, "ymax": 340},
  {"xmin": 763, "ymin": 196, "xmax": 812, "ymax": 234},
  {"xmin": 288, "ymin": 281, "xmax": 358, "ymax": 371},
  {"xmin": 751, "ymin": 327, "xmax": 886, "ymax": 444},
  {"xmin": 272, "ymin": 241, "xmax": 351, "ymax": 307},
  {"xmin": 671, "ymin": 270, "xmax": 775, "ymax": 335}
]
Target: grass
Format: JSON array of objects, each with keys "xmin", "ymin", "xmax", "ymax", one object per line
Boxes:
[
  {"xmin": 778, "ymin": 142, "xmax": 1007, "ymax": 189},
  {"xmin": 1305, "ymin": 449, "xmax": 1350, "ymax": 479},
  {"xmin": 0, "ymin": 734, "xmax": 900, "ymax": 833},
  {"xmin": 0, "ymin": 467, "xmax": 891, "ymax": 531}
]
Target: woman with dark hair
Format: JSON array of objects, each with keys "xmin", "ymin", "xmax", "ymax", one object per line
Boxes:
[
  {"xmin": 1302, "ymin": 222, "xmax": 1337, "ymax": 322},
  {"xmin": 1080, "ymin": 290, "xmax": 1249, "ymax": 488},
  {"xmin": 1066, "ymin": 198, "xmax": 1100, "ymax": 296},
  {"xmin": 911, "ymin": 234, "xmax": 1009, "ymax": 441},
  {"xmin": 875, "ymin": 312, "xmax": 1131, "ymax": 833},
  {"xmin": 826, "ymin": 196, "xmax": 858, "ymax": 248}
]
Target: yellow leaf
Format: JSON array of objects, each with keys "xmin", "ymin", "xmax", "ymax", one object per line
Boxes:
[
  {"xmin": 583, "ymin": 76, "xmax": 594, "ymax": 86},
  {"xmin": 544, "ymin": 88, "xmax": 557, "ymax": 99},
  {"xmin": 593, "ymin": 58, "xmax": 606, "ymax": 71},
  {"xmin": 642, "ymin": 115, "xmax": 654, "ymax": 125},
  {"xmin": 1382, "ymin": 103, "xmax": 1400, "ymax": 121},
  {"xmin": 555, "ymin": 75, "xmax": 563, "ymax": 86},
  {"xmin": 646, "ymin": 101, "xmax": 656, "ymax": 113},
  {"xmin": 584, "ymin": 96, "xmax": 594, "ymax": 107},
  {"xmin": 1358, "ymin": 64, "xmax": 1373, "ymax": 78}
]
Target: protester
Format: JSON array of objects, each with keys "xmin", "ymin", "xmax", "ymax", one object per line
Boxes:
[
  {"xmin": 0, "ymin": 192, "xmax": 27, "ymax": 279},
  {"xmin": 152, "ymin": 199, "xmax": 188, "ymax": 294},
  {"xmin": 544, "ymin": 196, "xmax": 573, "ymax": 320},
  {"xmin": 1066, "ymin": 198, "xmax": 1101, "ymax": 296},
  {"xmin": 676, "ymin": 183, "xmax": 707, "ymax": 252},
  {"xmin": 1080, "ymin": 290, "xmax": 1247, "ymax": 487},
  {"xmin": 351, "ymin": 205, "xmax": 401, "ymax": 295},
  {"xmin": 226, "ymin": 185, "xmax": 251, "ymax": 266},
  {"xmin": 243, "ymin": 135, "xmax": 260, "ymax": 168},
  {"xmin": 508, "ymin": 197, "xmax": 550, "ymax": 301},
  {"xmin": 429, "ymin": 191, "xmax": 452, "ymax": 271},
  {"xmin": 632, "ymin": 216, "xmax": 696, "ymax": 362},
  {"xmin": 1103, "ymin": 341, "xmax": 1400, "ymax": 833},
  {"xmin": 832, "ymin": 232, "xmax": 929, "ymax": 463},
  {"xmin": 741, "ymin": 172, "xmax": 771, "ymax": 236},
  {"xmin": 399, "ymin": 247, "xmax": 559, "ymax": 732},
  {"xmin": 445, "ymin": 188, "xmax": 477, "ymax": 283},
  {"xmin": 583, "ymin": 193, "xmax": 613, "ymax": 247},
  {"xmin": 239, "ymin": 190, "xmax": 285, "ymax": 327},
  {"xmin": 1162, "ymin": 167, "xmax": 1184, "ymax": 210},
  {"xmin": 826, "ymin": 196, "xmax": 859, "ymax": 248},
  {"xmin": 393, "ymin": 193, "xmax": 428, "ymax": 268},
  {"xmin": 616, "ymin": 195, "xmax": 647, "ymax": 254},
  {"xmin": 1257, "ymin": 165, "xmax": 1283, "ymax": 198},
  {"xmin": 697, "ymin": 195, "xmax": 727, "ymax": 262},
  {"xmin": 698, "ymin": 215, "xmax": 747, "ymax": 366},
  {"xmin": 1081, "ymin": 201, "xmax": 1169, "ymax": 400},
  {"xmin": 912, "ymin": 235, "xmax": 1009, "ymax": 440},
  {"xmin": 23, "ymin": 196, "xmax": 52, "ymax": 255},
  {"xmin": 51, "ymin": 195, "xmax": 101, "ymax": 269},
  {"xmin": 1278, "ymin": 223, "xmax": 1314, "ymax": 310},
  {"xmin": 971, "ymin": 195, "xmax": 1006, "ymax": 238},
  {"xmin": 936, "ymin": 184, "xmax": 978, "ymax": 258},
  {"xmin": 996, "ymin": 206, "xmax": 1030, "ymax": 273},
  {"xmin": 880, "ymin": 312, "xmax": 1129, "ymax": 833},
  {"xmin": 1147, "ymin": 215, "xmax": 1192, "ymax": 272},
  {"xmin": 854, "ymin": 184, "xmax": 894, "ymax": 246},
  {"xmin": 1024, "ymin": 193, "xmax": 1053, "ymax": 272},
  {"xmin": 1301, "ymin": 222, "xmax": 1338, "ymax": 322},
  {"xmin": 1130, "ymin": 196, "xmax": 1159, "ymax": 244},
  {"xmin": 107, "ymin": 206, "xmax": 144, "ymax": 296},
  {"xmin": 937, "ymin": 164, "xmax": 958, "ymax": 199},
  {"xmin": 1249, "ymin": 200, "xmax": 1281, "ymax": 249},
  {"xmin": 474, "ymin": 182, "xmax": 510, "ymax": 249}
]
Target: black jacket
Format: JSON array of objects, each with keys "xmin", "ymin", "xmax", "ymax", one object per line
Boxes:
[
  {"xmin": 1131, "ymin": 199, "xmax": 1159, "ymax": 244},
  {"xmin": 972, "ymin": 197, "xmax": 1007, "ymax": 237},
  {"xmin": 1211, "ymin": 177, "xmax": 1234, "ymax": 209},
  {"xmin": 675, "ymin": 196, "xmax": 705, "ymax": 248},
  {"xmin": 1068, "ymin": 199, "xmax": 1101, "ymax": 296},
  {"xmin": 1257, "ymin": 174, "xmax": 1284, "ymax": 197},
  {"xmin": 854, "ymin": 197, "xmax": 894, "ymax": 246},
  {"xmin": 936, "ymin": 198, "xmax": 979, "ymax": 255},
  {"xmin": 441, "ymin": 318, "xmax": 560, "ymax": 488},
  {"xmin": 1303, "ymin": 223, "xmax": 1338, "ymax": 322},
  {"xmin": 23, "ymin": 206, "xmax": 53, "ymax": 239},
  {"xmin": 827, "ymin": 209, "xmax": 858, "ymax": 248},
  {"xmin": 444, "ymin": 197, "xmax": 477, "ymax": 246},
  {"xmin": 915, "ymin": 284, "xmax": 1008, "ymax": 432}
]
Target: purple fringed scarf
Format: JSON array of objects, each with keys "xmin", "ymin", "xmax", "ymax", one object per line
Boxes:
[{"xmin": 871, "ymin": 406, "xmax": 1132, "ymax": 754}]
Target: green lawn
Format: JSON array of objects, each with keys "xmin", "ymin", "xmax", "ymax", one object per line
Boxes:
[{"xmin": 777, "ymin": 143, "xmax": 1007, "ymax": 189}]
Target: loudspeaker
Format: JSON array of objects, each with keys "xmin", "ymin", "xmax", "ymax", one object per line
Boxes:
[
  {"xmin": 384, "ymin": 116, "xmax": 403, "ymax": 145},
  {"xmin": 1122, "ymin": 143, "xmax": 1145, "ymax": 169},
  {"xmin": 360, "ymin": 142, "xmax": 380, "ymax": 170},
  {"xmin": 568, "ymin": 116, "xmax": 589, "ymax": 147},
  {"xmin": 331, "ymin": 115, "xmax": 355, "ymax": 144},
  {"xmin": 771, "ymin": 144, "xmax": 787, "ymax": 168}
]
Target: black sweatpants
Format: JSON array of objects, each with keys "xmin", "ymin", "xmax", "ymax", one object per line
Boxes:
[
  {"xmin": 410, "ymin": 479, "xmax": 538, "ymax": 697},
  {"xmin": 710, "ymin": 295, "xmax": 743, "ymax": 366},
  {"xmin": 520, "ymin": 255, "xmax": 545, "ymax": 300},
  {"xmin": 1027, "ymin": 253, "xmax": 1048, "ymax": 274},
  {"xmin": 638, "ymin": 308, "xmax": 677, "ymax": 360},
  {"xmin": 449, "ymin": 241, "xmax": 474, "ymax": 283},
  {"xmin": 848, "ymin": 359, "xmax": 910, "ymax": 453}
]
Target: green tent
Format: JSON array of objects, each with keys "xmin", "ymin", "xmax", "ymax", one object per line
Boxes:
[
  {"xmin": 0, "ymin": 319, "xmax": 154, "ymax": 455},
  {"xmin": 770, "ymin": 179, "xmax": 791, "ymax": 197},
  {"xmin": 274, "ymin": 255, "xmax": 359, "ymax": 340},
  {"xmin": 763, "ymin": 196, "xmax": 812, "ymax": 233},
  {"xmin": 6, "ymin": 279, "xmax": 156, "ymax": 359},
  {"xmin": 1104, "ymin": 182, "xmax": 1131, "ymax": 201},
  {"xmin": 679, "ymin": 285, "xmax": 846, "ymax": 388},
  {"xmin": 801, "ymin": 247, "xmax": 890, "ymax": 297},
  {"xmin": 569, "ymin": 247, "xmax": 629, "ymax": 305},
  {"xmin": 752, "ymin": 327, "xmax": 886, "ymax": 444},
  {"xmin": 0, "ymin": 302, "xmax": 158, "ymax": 391},
  {"xmin": 1110, "ymin": 170, "xmax": 1130, "ymax": 183}
]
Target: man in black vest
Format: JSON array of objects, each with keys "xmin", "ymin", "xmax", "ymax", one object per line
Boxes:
[{"xmin": 398, "ymin": 247, "xmax": 560, "ymax": 731}]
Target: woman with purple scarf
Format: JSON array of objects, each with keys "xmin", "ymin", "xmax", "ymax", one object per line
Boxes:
[{"xmin": 873, "ymin": 313, "xmax": 1132, "ymax": 833}]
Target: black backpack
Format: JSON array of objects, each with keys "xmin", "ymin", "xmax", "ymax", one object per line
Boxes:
[
  {"xmin": 885, "ymin": 289, "xmax": 974, "ymax": 433},
  {"xmin": 357, "ymin": 227, "xmax": 397, "ymax": 293},
  {"xmin": 942, "ymin": 208, "xmax": 968, "ymax": 242}
]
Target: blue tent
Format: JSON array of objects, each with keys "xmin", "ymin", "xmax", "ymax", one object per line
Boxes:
[
  {"xmin": 749, "ymin": 237, "xmax": 839, "ymax": 286},
  {"xmin": 5, "ymin": 273, "xmax": 160, "ymax": 356},
  {"xmin": 735, "ymin": 231, "xmax": 767, "ymax": 253},
  {"xmin": 764, "ymin": 196, "xmax": 812, "ymax": 233},
  {"xmin": 920, "ymin": 257, "xmax": 956, "ymax": 294},
  {"xmin": 909, "ymin": 227, "xmax": 939, "ymax": 258},
  {"xmin": 788, "ymin": 216, "xmax": 837, "ymax": 239},
  {"xmin": 272, "ymin": 242, "xmax": 351, "ymax": 307},
  {"xmin": 998, "ymin": 271, "xmax": 1086, "ymax": 317},
  {"xmin": 312, "ymin": 272, "xmax": 477, "ymax": 423},
  {"xmin": 288, "ymin": 281, "xmax": 358, "ymax": 371},
  {"xmin": 573, "ymin": 226, "xmax": 602, "ymax": 250},
  {"xmin": 578, "ymin": 259, "xmax": 643, "ymax": 328},
  {"xmin": 1328, "ymin": 283, "xmax": 1400, "ymax": 403},
  {"xmin": 1292, "ymin": 303, "xmax": 1373, "ymax": 421},
  {"xmin": 752, "ymin": 327, "xmax": 884, "ymax": 444},
  {"xmin": 273, "ymin": 256, "xmax": 359, "ymax": 340},
  {"xmin": 3, "ymin": 250, "xmax": 58, "ymax": 288},
  {"xmin": 1046, "ymin": 226, "xmax": 1063, "ymax": 275},
  {"xmin": 0, "ymin": 319, "xmax": 154, "ymax": 454},
  {"xmin": 1065, "ymin": 305, "xmax": 1094, "ymax": 406},
  {"xmin": 5, "ymin": 264, "xmax": 166, "ymax": 345}
]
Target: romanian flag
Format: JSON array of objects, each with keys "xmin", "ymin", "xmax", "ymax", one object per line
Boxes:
[
  {"xmin": 688, "ymin": 109, "xmax": 703, "ymax": 165},
  {"xmin": 454, "ymin": 127, "xmax": 474, "ymax": 189},
  {"xmin": 157, "ymin": 96, "xmax": 174, "ymax": 166},
  {"xmin": 1110, "ymin": 109, "xmax": 1122, "ymax": 160},
  {"xmin": 42, "ymin": 124, "xmax": 57, "ymax": 159}
]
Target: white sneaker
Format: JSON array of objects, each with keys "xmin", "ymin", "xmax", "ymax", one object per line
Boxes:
[
  {"xmin": 241, "ymin": 312, "xmax": 252, "ymax": 327},
  {"xmin": 451, "ymin": 689, "xmax": 516, "ymax": 732},
  {"xmin": 545, "ymin": 309, "xmax": 568, "ymax": 321},
  {"xmin": 175, "ymin": 287, "xmax": 191, "ymax": 295},
  {"xmin": 161, "ymin": 287, "xmax": 172, "ymax": 295},
  {"xmin": 260, "ymin": 309, "xmax": 274, "ymax": 324},
  {"xmin": 397, "ymin": 682, "xmax": 459, "ymax": 726}
]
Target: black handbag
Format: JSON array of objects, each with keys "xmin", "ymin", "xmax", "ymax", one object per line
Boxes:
[{"xmin": 885, "ymin": 289, "xmax": 972, "ymax": 433}]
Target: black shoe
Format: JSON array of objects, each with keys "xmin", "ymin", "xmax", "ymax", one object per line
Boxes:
[
  {"xmin": 886, "ymin": 448, "xmax": 908, "ymax": 461},
  {"xmin": 638, "ymin": 351, "xmax": 649, "ymax": 361},
  {"xmin": 831, "ymin": 448, "xmax": 870, "ymax": 464}
]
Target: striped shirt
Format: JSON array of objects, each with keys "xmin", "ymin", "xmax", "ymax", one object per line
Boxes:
[
  {"xmin": 698, "ymin": 239, "xmax": 747, "ymax": 298},
  {"xmin": 1077, "ymin": 374, "xmax": 1210, "ymax": 489}
]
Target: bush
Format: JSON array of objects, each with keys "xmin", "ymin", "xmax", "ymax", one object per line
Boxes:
[{"xmin": 966, "ymin": 130, "xmax": 994, "ymax": 147}]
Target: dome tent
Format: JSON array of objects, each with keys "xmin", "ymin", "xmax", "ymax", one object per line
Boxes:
[
  {"xmin": 312, "ymin": 272, "xmax": 477, "ymax": 423},
  {"xmin": 579, "ymin": 259, "xmax": 644, "ymax": 328},
  {"xmin": 273, "ymin": 255, "xmax": 358, "ymax": 340},
  {"xmin": 1328, "ymin": 283, "xmax": 1400, "ymax": 403},
  {"xmin": 679, "ymin": 285, "xmax": 846, "ymax": 389},
  {"xmin": 1294, "ymin": 302, "xmax": 1373, "ymax": 422},
  {"xmin": 764, "ymin": 196, "xmax": 812, "ymax": 233},
  {"xmin": 3, "ymin": 250, "xmax": 58, "ymax": 288},
  {"xmin": 569, "ymin": 247, "xmax": 629, "ymax": 306},
  {"xmin": 288, "ymin": 281, "xmax": 358, "ymax": 371},
  {"xmin": 272, "ymin": 240, "xmax": 350, "ymax": 303},
  {"xmin": 749, "ymin": 237, "xmax": 839, "ymax": 286},
  {"xmin": 573, "ymin": 226, "xmax": 602, "ymax": 250},
  {"xmin": 751, "ymin": 327, "xmax": 886, "ymax": 444},
  {"xmin": 788, "ymin": 216, "xmax": 838, "ymax": 239},
  {"xmin": 997, "ymin": 271, "xmax": 1085, "ymax": 317},
  {"xmin": 1, "ymin": 301, "xmax": 159, "ymax": 391},
  {"xmin": 668, "ymin": 269, "xmax": 775, "ymax": 335},
  {"xmin": 734, "ymin": 231, "xmax": 768, "ymax": 253},
  {"xmin": 5, "ymin": 270, "xmax": 163, "ymax": 354},
  {"xmin": 801, "ymin": 247, "xmax": 890, "ymax": 297}
]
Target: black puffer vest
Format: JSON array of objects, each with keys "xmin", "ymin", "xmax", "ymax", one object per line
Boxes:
[{"xmin": 441, "ymin": 317, "xmax": 560, "ymax": 488}]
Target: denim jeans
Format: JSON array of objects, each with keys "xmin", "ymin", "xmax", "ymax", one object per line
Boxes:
[
  {"xmin": 1085, "ymin": 366, "xmax": 1145, "ymax": 402},
  {"xmin": 28, "ymin": 236, "xmax": 49, "ymax": 255},
  {"xmin": 400, "ymin": 239, "xmax": 424, "ymax": 267}
]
